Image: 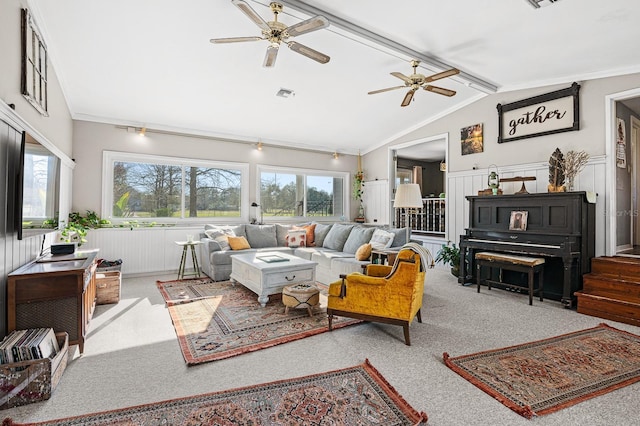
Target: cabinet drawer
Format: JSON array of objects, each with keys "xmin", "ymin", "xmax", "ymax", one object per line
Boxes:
[{"xmin": 264, "ymin": 267, "xmax": 314, "ymax": 286}]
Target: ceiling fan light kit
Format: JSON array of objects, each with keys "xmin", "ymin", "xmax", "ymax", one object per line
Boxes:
[
  {"xmin": 210, "ymin": 0, "xmax": 330, "ymax": 68},
  {"xmin": 368, "ymin": 59, "xmax": 460, "ymax": 107}
]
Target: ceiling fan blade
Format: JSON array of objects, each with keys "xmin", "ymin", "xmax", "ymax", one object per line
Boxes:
[
  {"xmin": 425, "ymin": 85, "xmax": 456, "ymax": 97},
  {"xmin": 401, "ymin": 90, "xmax": 415, "ymax": 107},
  {"xmin": 231, "ymin": 0, "xmax": 270, "ymax": 31},
  {"xmin": 424, "ymin": 68, "xmax": 460, "ymax": 82},
  {"xmin": 391, "ymin": 72, "xmax": 412, "ymax": 84},
  {"xmin": 286, "ymin": 16, "xmax": 329, "ymax": 37},
  {"xmin": 367, "ymin": 85, "xmax": 406, "ymax": 95},
  {"xmin": 263, "ymin": 46, "xmax": 279, "ymax": 67},
  {"xmin": 210, "ymin": 36, "xmax": 262, "ymax": 44},
  {"xmin": 287, "ymin": 41, "xmax": 330, "ymax": 64}
]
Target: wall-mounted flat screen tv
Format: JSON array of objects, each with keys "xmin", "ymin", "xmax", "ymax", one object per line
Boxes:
[{"xmin": 16, "ymin": 131, "xmax": 61, "ymax": 240}]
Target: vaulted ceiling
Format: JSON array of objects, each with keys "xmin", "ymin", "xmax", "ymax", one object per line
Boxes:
[{"xmin": 30, "ymin": 0, "xmax": 640, "ymax": 155}]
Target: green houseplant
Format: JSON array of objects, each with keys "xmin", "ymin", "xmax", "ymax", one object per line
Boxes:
[{"xmin": 435, "ymin": 241, "xmax": 461, "ymax": 277}]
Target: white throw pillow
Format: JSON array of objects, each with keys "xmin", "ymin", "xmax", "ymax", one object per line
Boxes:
[
  {"xmin": 369, "ymin": 229, "xmax": 395, "ymax": 250},
  {"xmin": 204, "ymin": 227, "xmax": 235, "ymax": 251},
  {"xmin": 286, "ymin": 229, "xmax": 307, "ymax": 248}
]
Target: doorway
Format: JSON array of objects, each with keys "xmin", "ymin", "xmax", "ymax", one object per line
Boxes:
[
  {"xmin": 606, "ymin": 91, "xmax": 640, "ymax": 256},
  {"xmin": 388, "ymin": 133, "xmax": 449, "ymax": 239}
]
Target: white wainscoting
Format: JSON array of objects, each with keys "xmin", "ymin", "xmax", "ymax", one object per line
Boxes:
[
  {"xmin": 445, "ymin": 156, "xmax": 607, "ymax": 257},
  {"xmin": 81, "ymin": 226, "xmax": 204, "ymax": 276}
]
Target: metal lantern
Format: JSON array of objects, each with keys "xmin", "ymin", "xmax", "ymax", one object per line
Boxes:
[{"xmin": 487, "ymin": 165, "xmax": 499, "ymax": 195}]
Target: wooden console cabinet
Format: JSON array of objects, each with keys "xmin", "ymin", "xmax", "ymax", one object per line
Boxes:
[{"xmin": 7, "ymin": 250, "xmax": 98, "ymax": 354}]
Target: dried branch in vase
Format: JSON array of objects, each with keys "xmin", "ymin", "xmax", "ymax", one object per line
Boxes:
[{"xmin": 564, "ymin": 150, "xmax": 590, "ymax": 191}]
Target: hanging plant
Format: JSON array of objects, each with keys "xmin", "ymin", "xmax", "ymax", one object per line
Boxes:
[{"xmin": 353, "ymin": 151, "xmax": 364, "ymax": 201}]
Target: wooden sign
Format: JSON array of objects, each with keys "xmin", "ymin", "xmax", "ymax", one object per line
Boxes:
[{"xmin": 497, "ymin": 82, "xmax": 580, "ymax": 143}]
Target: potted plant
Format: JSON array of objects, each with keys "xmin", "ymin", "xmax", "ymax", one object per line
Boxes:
[
  {"xmin": 59, "ymin": 210, "xmax": 101, "ymax": 246},
  {"xmin": 435, "ymin": 241, "xmax": 461, "ymax": 277}
]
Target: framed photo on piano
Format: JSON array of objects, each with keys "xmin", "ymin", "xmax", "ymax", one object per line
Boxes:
[{"xmin": 509, "ymin": 211, "xmax": 528, "ymax": 231}]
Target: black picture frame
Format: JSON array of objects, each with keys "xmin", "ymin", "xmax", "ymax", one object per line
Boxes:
[{"xmin": 497, "ymin": 82, "xmax": 580, "ymax": 144}]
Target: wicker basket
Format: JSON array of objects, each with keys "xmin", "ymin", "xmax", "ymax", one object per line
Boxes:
[
  {"xmin": 0, "ymin": 332, "xmax": 68, "ymax": 410},
  {"xmin": 96, "ymin": 271, "xmax": 121, "ymax": 305}
]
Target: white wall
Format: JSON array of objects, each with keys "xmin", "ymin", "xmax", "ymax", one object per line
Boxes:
[
  {"xmin": 0, "ymin": 0, "xmax": 73, "ymax": 157},
  {"xmin": 364, "ymin": 73, "xmax": 640, "ymax": 179},
  {"xmin": 362, "ymin": 73, "xmax": 640, "ymax": 258},
  {"xmin": 72, "ymin": 120, "xmax": 360, "ymax": 217}
]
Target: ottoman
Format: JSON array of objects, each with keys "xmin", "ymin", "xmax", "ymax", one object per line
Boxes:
[{"xmin": 282, "ymin": 283, "xmax": 320, "ymax": 317}]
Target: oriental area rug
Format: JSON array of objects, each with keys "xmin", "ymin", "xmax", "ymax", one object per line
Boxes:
[
  {"xmin": 2, "ymin": 359, "xmax": 428, "ymax": 425},
  {"xmin": 443, "ymin": 323, "xmax": 640, "ymax": 419},
  {"xmin": 156, "ymin": 277, "xmax": 361, "ymax": 365}
]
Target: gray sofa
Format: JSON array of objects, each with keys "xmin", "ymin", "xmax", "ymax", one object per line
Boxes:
[{"xmin": 199, "ymin": 223, "xmax": 407, "ymax": 284}]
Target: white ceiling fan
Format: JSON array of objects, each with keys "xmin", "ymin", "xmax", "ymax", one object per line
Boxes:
[
  {"xmin": 210, "ymin": 0, "xmax": 330, "ymax": 68},
  {"xmin": 368, "ymin": 60, "xmax": 460, "ymax": 107}
]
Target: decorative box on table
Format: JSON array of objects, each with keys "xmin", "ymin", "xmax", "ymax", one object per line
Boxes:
[
  {"xmin": 96, "ymin": 271, "xmax": 121, "ymax": 305},
  {"xmin": 0, "ymin": 332, "xmax": 69, "ymax": 410}
]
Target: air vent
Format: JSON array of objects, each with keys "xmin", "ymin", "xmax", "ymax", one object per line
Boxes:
[
  {"xmin": 526, "ymin": 0, "xmax": 560, "ymax": 8},
  {"xmin": 276, "ymin": 88, "xmax": 295, "ymax": 98}
]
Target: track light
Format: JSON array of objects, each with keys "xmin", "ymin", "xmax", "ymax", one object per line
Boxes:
[
  {"xmin": 139, "ymin": 127, "xmax": 146, "ymax": 137},
  {"xmin": 333, "ymin": 152, "xmax": 339, "ymax": 160},
  {"xmin": 256, "ymin": 141, "xmax": 263, "ymax": 151}
]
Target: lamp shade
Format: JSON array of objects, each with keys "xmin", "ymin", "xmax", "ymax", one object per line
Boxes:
[{"xmin": 393, "ymin": 184, "xmax": 423, "ymax": 208}]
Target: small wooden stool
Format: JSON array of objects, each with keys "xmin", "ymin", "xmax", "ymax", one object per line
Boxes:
[
  {"xmin": 475, "ymin": 251, "xmax": 545, "ymax": 305},
  {"xmin": 282, "ymin": 283, "xmax": 320, "ymax": 317}
]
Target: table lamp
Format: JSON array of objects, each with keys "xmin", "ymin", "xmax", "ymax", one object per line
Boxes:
[
  {"xmin": 251, "ymin": 202, "xmax": 263, "ymax": 224},
  {"xmin": 393, "ymin": 183, "xmax": 423, "ymax": 243}
]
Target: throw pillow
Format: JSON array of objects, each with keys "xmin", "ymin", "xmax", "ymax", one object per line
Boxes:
[
  {"xmin": 323, "ymin": 223, "xmax": 354, "ymax": 251},
  {"xmin": 342, "ymin": 226, "xmax": 375, "ymax": 254},
  {"xmin": 245, "ymin": 224, "xmax": 277, "ymax": 248},
  {"xmin": 228, "ymin": 236, "xmax": 251, "ymax": 250},
  {"xmin": 276, "ymin": 224, "xmax": 293, "ymax": 246},
  {"xmin": 355, "ymin": 243, "xmax": 372, "ymax": 261},
  {"xmin": 286, "ymin": 229, "xmax": 307, "ymax": 248},
  {"xmin": 388, "ymin": 227, "xmax": 408, "ymax": 247},
  {"xmin": 370, "ymin": 229, "xmax": 395, "ymax": 250},
  {"xmin": 300, "ymin": 224, "xmax": 316, "ymax": 247},
  {"xmin": 204, "ymin": 227, "xmax": 236, "ymax": 251},
  {"xmin": 313, "ymin": 223, "xmax": 333, "ymax": 246}
]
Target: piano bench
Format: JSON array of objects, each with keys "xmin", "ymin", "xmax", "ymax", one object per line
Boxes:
[{"xmin": 475, "ymin": 251, "xmax": 545, "ymax": 305}]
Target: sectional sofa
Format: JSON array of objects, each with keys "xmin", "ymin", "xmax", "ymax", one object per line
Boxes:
[{"xmin": 199, "ymin": 222, "xmax": 408, "ymax": 284}]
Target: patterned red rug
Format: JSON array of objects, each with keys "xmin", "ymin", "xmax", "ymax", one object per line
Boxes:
[
  {"xmin": 444, "ymin": 323, "xmax": 640, "ymax": 419},
  {"xmin": 2, "ymin": 359, "xmax": 428, "ymax": 425},
  {"xmin": 156, "ymin": 277, "xmax": 361, "ymax": 365}
]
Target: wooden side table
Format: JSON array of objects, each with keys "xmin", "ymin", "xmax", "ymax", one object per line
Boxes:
[
  {"xmin": 371, "ymin": 249, "xmax": 400, "ymax": 266},
  {"xmin": 175, "ymin": 241, "xmax": 201, "ymax": 280}
]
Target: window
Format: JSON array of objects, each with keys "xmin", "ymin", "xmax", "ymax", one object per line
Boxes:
[
  {"xmin": 103, "ymin": 152, "xmax": 248, "ymax": 222},
  {"xmin": 258, "ymin": 166, "xmax": 348, "ymax": 220},
  {"xmin": 21, "ymin": 9, "xmax": 48, "ymax": 116}
]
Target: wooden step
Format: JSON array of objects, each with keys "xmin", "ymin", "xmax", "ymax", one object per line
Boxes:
[
  {"xmin": 575, "ymin": 291, "xmax": 640, "ymax": 327},
  {"xmin": 591, "ymin": 256, "xmax": 640, "ymax": 280},
  {"xmin": 582, "ymin": 274, "xmax": 640, "ymax": 304}
]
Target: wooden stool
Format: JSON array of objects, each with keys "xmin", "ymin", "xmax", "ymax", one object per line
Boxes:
[
  {"xmin": 475, "ymin": 251, "xmax": 545, "ymax": 305},
  {"xmin": 282, "ymin": 283, "xmax": 320, "ymax": 317}
]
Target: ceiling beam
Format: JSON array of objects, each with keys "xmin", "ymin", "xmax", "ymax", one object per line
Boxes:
[{"xmin": 278, "ymin": 0, "xmax": 498, "ymax": 93}]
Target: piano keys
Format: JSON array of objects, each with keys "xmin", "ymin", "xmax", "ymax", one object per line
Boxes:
[{"xmin": 459, "ymin": 191, "xmax": 596, "ymax": 307}]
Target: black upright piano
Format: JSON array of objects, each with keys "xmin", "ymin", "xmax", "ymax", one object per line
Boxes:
[{"xmin": 459, "ymin": 191, "xmax": 596, "ymax": 307}]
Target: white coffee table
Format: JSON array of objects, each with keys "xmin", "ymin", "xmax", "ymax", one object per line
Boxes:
[{"xmin": 230, "ymin": 252, "xmax": 317, "ymax": 307}]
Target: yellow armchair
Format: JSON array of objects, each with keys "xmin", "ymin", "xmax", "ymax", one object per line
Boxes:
[{"xmin": 327, "ymin": 247, "xmax": 428, "ymax": 345}]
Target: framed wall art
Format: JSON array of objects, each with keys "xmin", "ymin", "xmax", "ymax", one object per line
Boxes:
[
  {"xmin": 497, "ymin": 82, "xmax": 580, "ymax": 144},
  {"xmin": 461, "ymin": 123, "xmax": 483, "ymax": 155},
  {"xmin": 21, "ymin": 8, "xmax": 49, "ymax": 116},
  {"xmin": 509, "ymin": 210, "xmax": 528, "ymax": 231}
]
